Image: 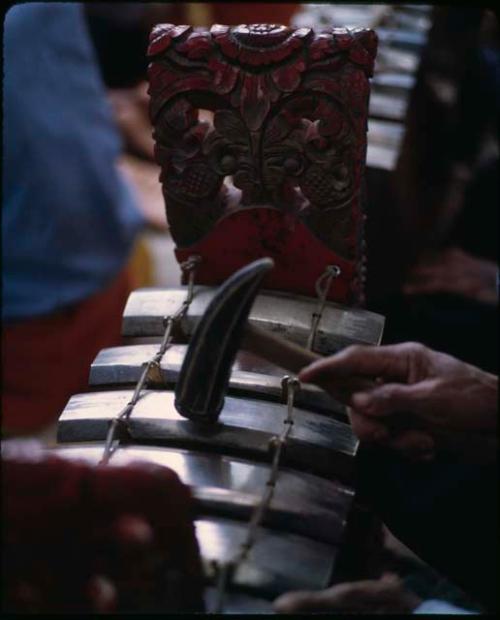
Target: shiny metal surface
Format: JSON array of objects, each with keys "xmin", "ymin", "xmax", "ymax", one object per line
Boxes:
[
  {"xmin": 372, "ymin": 72, "xmax": 416, "ymax": 93},
  {"xmin": 57, "ymin": 390, "xmax": 358, "ymax": 481},
  {"xmin": 48, "ymin": 444, "xmax": 338, "ymax": 598},
  {"xmin": 196, "ymin": 516, "xmax": 337, "ymax": 595},
  {"xmin": 369, "ymin": 91, "xmax": 408, "ymax": 122},
  {"xmin": 122, "ymin": 287, "xmax": 385, "ymax": 354},
  {"xmin": 291, "ymin": 2, "xmax": 431, "ymax": 33},
  {"xmin": 51, "ymin": 443, "xmax": 354, "ymax": 545},
  {"xmin": 366, "ymin": 118, "xmax": 405, "ymax": 171},
  {"xmin": 366, "ymin": 142, "xmax": 398, "ymax": 172},
  {"xmin": 376, "ymin": 46, "xmax": 419, "ymax": 74},
  {"xmin": 375, "ymin": 27, "xmax": 427, "ymax": 51},
  {"xmin": 89, "ymin": 344, "xmax": 346, "ymax": 418},
  {"xmin": 368, "ymin": 119, "xmax": 405, "ymax": 149}
]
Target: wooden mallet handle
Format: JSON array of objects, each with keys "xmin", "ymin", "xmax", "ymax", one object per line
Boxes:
[{"xmin": 241, "ymin": 323, "xmax": 321, "ymax": 375}]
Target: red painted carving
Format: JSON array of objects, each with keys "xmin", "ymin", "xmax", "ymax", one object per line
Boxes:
[
  {"xmin": 148, "ymin": 24, "xmax": 377, "ymax": 304},
  {"xmin": 175, "ymin": 207, "xmax": 356, "ymax": 301}
]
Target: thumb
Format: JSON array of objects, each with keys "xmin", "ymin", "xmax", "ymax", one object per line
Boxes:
[
  {"xmin": 274, "ymin": 584, "xmax": 357, "ymax": 614},
  {"xmin": 273, "ymin": 590, "xmax": 327, "ymax": 614},
  {"xmin": 86, "ymin": 575, "xmax": 118, "ymax": 613},
  {"xmin": 351, "ymin": 381, "xmax": 434, "ymax": 418},
  {"xmin": 381, "ymin": 572, "xmax": 401, "ymax": 584}
]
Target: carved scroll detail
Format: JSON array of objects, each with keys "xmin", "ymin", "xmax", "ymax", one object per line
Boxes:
[{"xmin": 148, "ymin": 23, "xmax": 377, "ymax": 300}]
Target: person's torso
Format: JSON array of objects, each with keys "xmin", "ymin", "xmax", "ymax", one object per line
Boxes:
[{"xmin": 2, "ymin": 3, "xmax": 144, "ymax": 320}]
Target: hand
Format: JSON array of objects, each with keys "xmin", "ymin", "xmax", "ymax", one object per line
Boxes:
[
  {"xmin": 273, "ymin": 573, "xmax": 422, "ymax": 614},
  {"xmin": 2, "ymin": 446, "xmax": 204, "ymax": 613},
  {"xmin": 108, "ymin": 82, "xmax": 155, "ymax": 161},
  {"xmin": 299, "ymin": 342, "xmax": 498, "ymax": 462},
  {"xmin": 4, "ymin": 509, "xmax": 161, "ymax": 614},
  {"xmin": 403, "ymin": 247, "xmax": 498, "ymax": 305}
]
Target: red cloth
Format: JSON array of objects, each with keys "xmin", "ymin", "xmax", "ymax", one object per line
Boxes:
[{"xmin": 2, "ymin": 269, "xmax": 132, "ymax": 435}]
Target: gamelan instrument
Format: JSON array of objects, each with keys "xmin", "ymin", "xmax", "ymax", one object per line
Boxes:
[{"xmin": 6, "ymin": 22, "xmax": 393, "ymax": 613}]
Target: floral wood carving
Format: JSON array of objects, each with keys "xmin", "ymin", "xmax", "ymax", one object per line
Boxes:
[{"xmin": 148, "ymin": 23, "xmax": 377, "ymax": 303}]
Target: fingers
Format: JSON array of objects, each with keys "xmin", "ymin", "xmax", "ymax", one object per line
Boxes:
[
  {"xmin": 273, "ymin": 576, "xmax": 410, "ymax": 614},
  {"xmin": 406, "ymin": 247, "xmax": 462, "ymax": 274},
  {"xmin": 350, "ymin": 380, "xmax": 435, "ymax": 418},
  {"xmin": 273, "ymin": 589, "xmax": 335, "ymax": 613},
  {"xmin": 273, "ymin": 582, "xmax": 364, "ymax": 614},
  {"xmin": 86, "ymin": 514, "xmax": 159, "ymax": 612},
  {"xmin": 403, "ymin": 255, "xmax": 450, "ymax": 293},
  {"xmin": 383, "ymin": 429, "xmax": 436, "ymax": 461},
  {"xmin": 320, "ymin": 376, "xmax": 380, "ymax": 406},
  {"xmin": 112, "ymin": 514, "xmax": 154, "ymax": 549},
  {"xmin": 300, "ymin": 344, "xmax": 441, "ymax": 461},
  {"xmin": 403, "ymin": 248, "xmax": 487, "ymax": 299},
  {"xmin": 86, "ymin": 575, "xmax": 118, "ymax": 613},
  {"xmin": 299, "ymin": 343, "xmax": 417, "ymax": 387},
  {"xmin": 348, "ymin": 408, "xmax": 389, "ymax": 442},
  {"xmin": 348, "ymin": 409, "xmax": 435, "ymax": 461},
  {"xmin": 403, "ymin": 269, "xmax": 460, "ymax": 296},
  {"xmin": 403, "ymin": 277, "xmax": 447, "ymax": 296},
  {"xmin": 380, "ymin": 572, "xmax": 401, "ymax": 584},
  {"xmin": 351, "ymin": 399, "xmax": 495, "ymax": 463},
  {"xmin": 349, "ymin": 380, "xmax": 438, "ymax": 459},
  {"xmin": 403, "ymin": 247, "xmax": 451, "ymax": 295}
]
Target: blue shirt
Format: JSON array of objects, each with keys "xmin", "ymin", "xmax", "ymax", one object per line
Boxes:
[{"xmin": 2, "ymin": 3, "xmax": 144, "ymax": 321}]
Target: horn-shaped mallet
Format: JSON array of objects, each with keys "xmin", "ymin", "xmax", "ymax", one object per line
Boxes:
[{"xmin": 174, "ymin": 258, "xmax": 321, "ymax": 423}]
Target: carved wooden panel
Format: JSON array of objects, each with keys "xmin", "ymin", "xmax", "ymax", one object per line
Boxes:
[{"xmin": 147, "ymin": 24, "xmax": 377, "ymax": 304}]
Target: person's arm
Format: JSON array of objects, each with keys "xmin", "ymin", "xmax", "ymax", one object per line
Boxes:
[
  {"xmin": 299, "ymin": 342, "xmax": 498, "ymax": 462},
  {"xmin": 403, "ymin": 247, "xmax": 498, "ymax": 305},
  {"xmin": 273, "ymin": 573, "xmax": 422, "ymax": 614},
  {"xmin": 273, "ymin": 574, "xmax": 476, "ymax": 614},
  {"xmin": 107, "ymin": 82, "xmax": 155, "ymax": 161}
]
